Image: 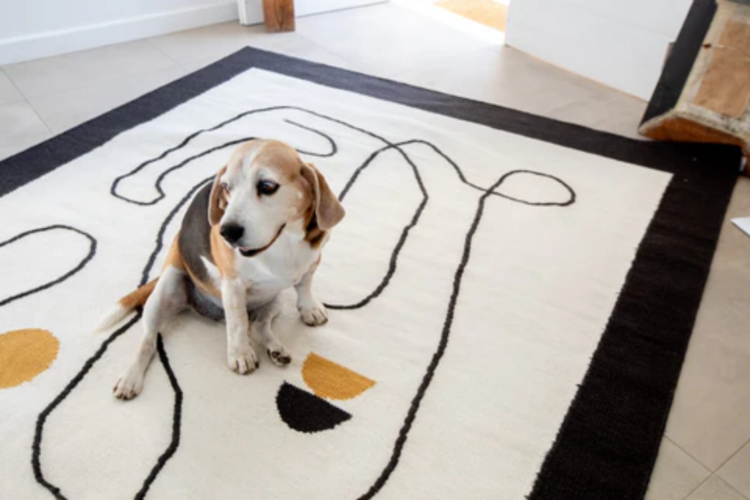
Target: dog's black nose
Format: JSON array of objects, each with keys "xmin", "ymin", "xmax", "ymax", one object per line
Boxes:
[{"xmin": 220, "ymin": 224, "xmax": 244, "ymax": 244}]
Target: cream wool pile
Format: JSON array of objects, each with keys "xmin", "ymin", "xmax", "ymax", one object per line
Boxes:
[{"xmin": 0, "ymin": 48, "xmax": 740, "ymax": 500}]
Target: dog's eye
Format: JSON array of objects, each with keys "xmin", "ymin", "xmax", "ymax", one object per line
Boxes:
[
  {"xmin": 258, "ymin": 180, "xmax": 279, "ymax": 196},
  {"xmin": 220, "ymin": 182, "xmax": 230, "ymax": 194}
]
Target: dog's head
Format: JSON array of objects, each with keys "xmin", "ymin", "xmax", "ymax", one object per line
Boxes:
[{"xmin": 209, "ymin": 140, "xmax": 345, "ymax": 257}]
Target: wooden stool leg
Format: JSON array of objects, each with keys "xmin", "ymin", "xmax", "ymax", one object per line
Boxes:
[{"xmin": 263, "ymin": 0, "xmax": 295, "ymax": 32}]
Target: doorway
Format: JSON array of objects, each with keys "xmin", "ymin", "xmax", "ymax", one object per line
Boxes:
[
  {"xmin": 393, "ymin": 0, "xmax": 507, "ymax": 45},
  {"xmin": 434, "ymin": 0, "xmax": 508, "ymax": 33}
]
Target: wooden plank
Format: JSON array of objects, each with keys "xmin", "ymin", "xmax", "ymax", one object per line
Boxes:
[
  {"xmin": 694, "ymin": 20, "xmax": 750, "ymax": 117},
  {"xmin": 640, "ymin": 1, "xmax": 750, "ymax": 175},
  {"xmin": 640, "ymin": 116, "xmax": 749, "ymax": 174},
  {"xmin": 263, "ymin": 0, "xmax": 295, "ymax": 32}
]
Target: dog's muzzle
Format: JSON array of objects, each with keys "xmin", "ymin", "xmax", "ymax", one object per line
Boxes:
[{"xmin": 237, "ymin": 224, "xmax": 286, "ymax": 258}]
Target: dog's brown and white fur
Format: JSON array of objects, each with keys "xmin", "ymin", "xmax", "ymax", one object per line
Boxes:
[{"xmin": 97, "ymin": 140, "xmax": 345, "ymax": 399}]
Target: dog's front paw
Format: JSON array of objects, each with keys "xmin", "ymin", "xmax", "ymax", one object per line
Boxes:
[
  {"xmin": 267, "ymin": 342, "xmax": 292, "ymax": 367},
  {"xmin": 298, "ymin": 299, "xmax": 328, "ymax": 326},
  {"xmin": 227, "ymin": 345, "xmax": 259, "ymax": 375},
  {"xmin": 113, "ymin": 366, "xmax": 145, "ymax": 400}
]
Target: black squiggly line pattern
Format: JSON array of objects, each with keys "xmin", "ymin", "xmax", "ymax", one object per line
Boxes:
[
  {"xmin": 107, "ymin": 106, "xmax": 573, "ymax": 311},
  {"xmin": 357, "ymin": 168, "xmax": 513, "ymax": 500},
  {"xmin": 110, "ymin": 109, "xmax": 338, "ymax": 206},
  {"xmin": 284, "ymin": 119, "xmax": 337, "ymax": 157},
  {"xmin": 32, "ymin": 314, "xmax": 142, "ymax": 500},
  {"xmin": 111, "ymin": 106, "xmax": 574, "ymax": 208},
  {"xmin": 134, "ymin": 336, "xmax": 183, "ymax": 500},
  {"xmin": 328, "ymin": 141, "xmax": 574, "ymax": 310},
  {"xmin": 33, "ymin": 106, "xmax": 576, "ymax": 500},
  {"xmin": 0, "ymin": 225, "xmax": 96, "ymax": 308},
  {"xmin": 0, "ymin": 227, "xmax": 98, "ymax": 495},
  {"xmin": 338, "ymin": 141, "xmax": 575, "ymax": 207},
  {"xmin": 32, "ymin": 177, "xmax": 210, "ymax": 499}
]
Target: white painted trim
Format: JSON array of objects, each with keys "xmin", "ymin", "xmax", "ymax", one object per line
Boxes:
[
  {"xmin": 295, "ymin": 0, "xmax": 387, "ymax": 17},
  {"xmin": 0, "ymin": 2, "xmax": 244, "ymax": 65}
]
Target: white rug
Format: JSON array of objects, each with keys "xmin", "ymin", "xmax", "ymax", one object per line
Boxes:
[{"xmin": 0, "ymin": 48, "xmax": 739, "ymax": 500}]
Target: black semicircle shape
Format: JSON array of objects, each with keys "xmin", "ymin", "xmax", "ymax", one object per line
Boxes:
[{"xmin": 276, "ymin": 382, "xmax": 351, "ymax": 433}]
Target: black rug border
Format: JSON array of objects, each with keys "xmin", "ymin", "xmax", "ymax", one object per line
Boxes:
[
  {"xmin": 641, "ymin": 0, "xmax": 717, "ymax": 125},
  {"xmin": 1, "ymin": 46, "xmax": 740, "ymax": 499}
]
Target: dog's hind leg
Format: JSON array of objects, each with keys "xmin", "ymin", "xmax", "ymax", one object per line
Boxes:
[{"xmin": 113, "ymin": 266, "xmax": 188, "ymax": 400}]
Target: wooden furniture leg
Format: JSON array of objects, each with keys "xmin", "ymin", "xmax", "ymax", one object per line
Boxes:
[{"xmin": 263, "ymin": 0, "xmax": 295, "ymax": 32}]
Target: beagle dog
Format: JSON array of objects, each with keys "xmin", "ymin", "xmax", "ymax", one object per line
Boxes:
[{"xmin": 98, "ymin": 140, "xmax": 345, "ymax": 400}]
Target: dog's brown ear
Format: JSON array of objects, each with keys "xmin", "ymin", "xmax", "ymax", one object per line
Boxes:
[
  {"xmin": 208, "ymin": 165, "xmax": 228, "ymax": 226},
  {"xmin": 302, "ymin": 163, "xmax": 345, "ymax": 231}
]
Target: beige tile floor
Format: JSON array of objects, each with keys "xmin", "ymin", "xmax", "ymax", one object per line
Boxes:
[{"xmin": 1, "ymin": 4, "xmax": 748, "ymax": 498}]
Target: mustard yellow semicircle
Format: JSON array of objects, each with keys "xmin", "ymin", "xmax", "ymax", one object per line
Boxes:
[
  {"xmin": 0, "ymin": 329, "xmax": 59, "ymax": 389},
  {"xmin": 302, "ymin": 352, "xmax": 375, "ymax": 401}
]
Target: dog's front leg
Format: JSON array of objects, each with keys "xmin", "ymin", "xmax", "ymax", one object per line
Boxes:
[
  {"xmin": 247, "ymin": 298, "xmax": 292, "ymax": 367},
  {"xmin": 222, "ymin": 278, "xmax": 258, "ymax": 374},
  {"xmin": 295, "ymin": 258, "xmax": 328, "ymax": 326}
]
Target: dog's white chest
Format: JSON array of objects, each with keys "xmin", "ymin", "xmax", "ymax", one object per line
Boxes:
[{"xmin": 237, "ymin": 231, "xmax": 319, "ymax": 298}]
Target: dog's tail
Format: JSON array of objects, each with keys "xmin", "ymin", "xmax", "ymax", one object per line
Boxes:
[{"xmin": 93, "ymin": 278, "xmax": 158, "ymax": 333}]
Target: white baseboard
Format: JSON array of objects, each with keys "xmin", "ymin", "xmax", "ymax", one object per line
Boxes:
[
  {"xmin": 295, "ymin": 0, "xmax": 387, "ymax": 17},
  {"xmin": 0, "ymin": 2, "xmax": 245, "ymax": 65},
  {"xmin": 239, "ymin": 0, "xmax": 385, "ymax": 26}
]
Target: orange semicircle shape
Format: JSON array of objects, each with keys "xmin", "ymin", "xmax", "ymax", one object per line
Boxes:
[
  {"xmin": 0, "ymin": 328, "xmax": 59, "ymax": 389},
  {"xmin": 302, "ymin": 352, "xmax": 375, "ymax": 400}
]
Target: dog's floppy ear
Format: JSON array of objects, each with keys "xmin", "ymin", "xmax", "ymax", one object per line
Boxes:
[
  {"xmin": 301, "ymin": 163, "xmax": 345, "ymax": 231},
  {"xmin": 208, "ymin": 165, "xmax": 228, "ymax": 226}
]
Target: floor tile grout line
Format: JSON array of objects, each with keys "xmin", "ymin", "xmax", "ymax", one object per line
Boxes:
[
  {"xmin": 712, "ymin": 436, "xmax": 750, "ymax": 473},
  {"xmin": 3, "ymin": 41, "xmax": 182, "ymax": 103},
  {"xmin": 21, "ymin": 63, "xmax": 190, "ymax": 135},
  {"xmin": 292, "ymin": 30, "xmax": 374, "ymax": 74},
  {"xmin": 0, "ymin": 72, "xmax": 25, "ymax": 106},
  {"xmin": 724, "ymin": 477, "xmax": 750, "ymax": 500},
  {"xmin": 687, "ymin": 473, "xmax": 750, "ymax": 500},
  {"xmin": 663, "ymin": 436, "xmax": 712, "ymax": 473},
  {"xmin": 144, "ymin": 22, "xmax": 351, "ymax": 74},
  {"xmin": 683, "ymin": 473, "xmax": 715, "ymax": 500},
  {"xmin": 146, "ymin": 38, "xmax": 184, "ymax": 68},
  {"xmin": 680, "ymin": 438, "xmax": 750, "ymax": 500},
  {"xmin": 0, "ymin": 65, "xmax": 34, "ymax": 103},
  {"xmin": 7, "ymin": 65, "xmax": 182, "ymax": 103},
  {"xmin": 20, "ymin": 95, "xmax": 55, "ymax": 135},
  {"xmin": 31, "ymin": 62, "xmax": 186, "ymax": 100},
  {"xmin": 710, "ymin": 436, "xmax": 750, "ymax": 498}
]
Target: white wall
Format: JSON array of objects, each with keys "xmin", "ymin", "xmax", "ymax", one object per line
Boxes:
[
  {"xmin": 505, "ymin": 0, "xmax": 693, "ymax": 100},
  {"xmin": 0, "ymin": 0, "xmax": 262, "ymax": 65}
]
